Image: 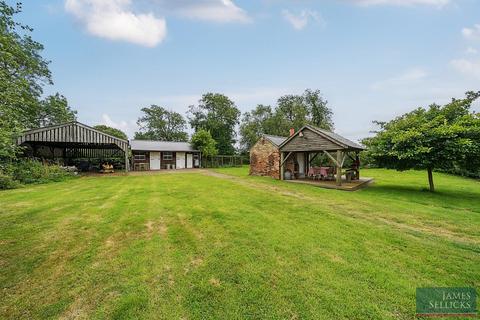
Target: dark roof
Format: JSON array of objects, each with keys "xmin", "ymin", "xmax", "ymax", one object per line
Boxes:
[
  {"xmin": 19, "ymin": 121, "xmax": 128, "ymax": 144},
  {"xmin": 263, "ymin": 134, "xmax": 288, "ymax": 147},
  {"xmin": 130, "ymin": 140, "xmax": 199, "ymax": 152},
  {"xmin": 279, "ymin": 125, "xmax": 364, "ymax": 151}
]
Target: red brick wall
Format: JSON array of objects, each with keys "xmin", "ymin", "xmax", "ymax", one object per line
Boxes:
[{"xmin": 249, "ymin": 138, "xmax": 280, "ymax": 179}]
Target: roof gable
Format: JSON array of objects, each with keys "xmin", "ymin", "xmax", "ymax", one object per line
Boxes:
[
  {"xmin": 263, "ymin": 134, "xmax": 288, "ymax": 147},
  {"xmin": 279, "ymin": 125, "xmax": 364, "ymax": 152},
  {"xmin": 17, "ymin": 121, "xmax": 129, "ymax": 151}
]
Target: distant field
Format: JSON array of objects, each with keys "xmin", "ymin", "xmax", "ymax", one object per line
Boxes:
[{"xmin": 0, "ymin": 167, "xmax": 478, "ymax": 319}]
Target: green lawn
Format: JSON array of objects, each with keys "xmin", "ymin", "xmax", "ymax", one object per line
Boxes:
[{"xmin": 0, "ymin": 167, "xmax": 478, "ymax": 319}]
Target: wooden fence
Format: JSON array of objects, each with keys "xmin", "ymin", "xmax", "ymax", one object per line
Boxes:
[{"xmin": 201, "ymin": 155, "xmax": 245, "ymax": 168}]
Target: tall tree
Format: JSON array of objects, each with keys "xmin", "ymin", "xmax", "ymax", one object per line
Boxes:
[
  {"xmin": 239, "ymin": 89, "xmax": 334, "ymax": 152},
  {"xmin": 0, "ymin": 2, "xmax": 76, "ymax": 160},
  {"xmin": 239, "ymin": 105, "xmax": 279, "ymax": 152},
  {"xmin": 363, "ymin": 91, "xmax": 480, "ymax": 192},
  {"xmin": 0, "ymin": 2, "xmax": 51, "ymax": 126},
  {"xmin": 0, "ymin": 1, "xmax": 50, "ymax": 160},
  {"xmin": 188, "ymin": 93, "xmax": 240, "ymax": 155},
  {"xmin": 38, "ymin": 93, "xmax": 77, "ymax": 126},
  {"xmin": 93, "ymin": 125, "xmax": 128, "ymax": 140},
  {"xmin": 304, "ymin": 89, "xmax": 333, "ymax": 130},
  {"xmin": 135, "ymin": 105, "xmax": 188, "ymax": 141},
  {"xmin": 276, "ymin": 94, "xmax": 309, "ymax": 133}
]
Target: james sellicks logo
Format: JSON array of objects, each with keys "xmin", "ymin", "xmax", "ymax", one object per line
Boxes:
[{"xmin": 416, "ymin": 287, "xmax": 477, "ymax": 317}]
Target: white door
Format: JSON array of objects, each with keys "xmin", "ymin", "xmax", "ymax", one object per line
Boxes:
[
  {"xmin": 193, "ymin": 154, "xmax": 200, "ymax": 168},
  {"xmin": 176, "ymin": 152, "xmax": 185, "ymax": 169},
  {"xmin": 150, "ymin": 152, "xmax": 161, "ymax": 170},
  {"xmin": 186, "ymin": 153, "xmax": 193, "ymax": 168}
]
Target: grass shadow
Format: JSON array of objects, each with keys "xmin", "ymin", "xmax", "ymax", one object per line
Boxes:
[{"xmin": 363, "ymin": 184, "xmax": 480, "ymax": 213}]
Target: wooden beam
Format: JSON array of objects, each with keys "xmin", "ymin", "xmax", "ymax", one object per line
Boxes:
[
  {"xmin": 341, "ymin": 153, "xmax": 348, "ymax": 167},
  {"xmin": 281, "ymin": 152, "xmax": 293, "ymax": 166},
  {"xmin": 308, "ymin": 152, "xmax": 320, "ymax": 164},
  {"xmin": 336, "ymin": 150, "xmax": 343, "ymax": 186},
  {"xmin": 124, "ymin": 148, "xmax": 129, "ymax": 173},
  {"xmin": 323, "ymin": 150, "xmax": 339, "ymax": 166},
  {"xmin": 280, "ymin": 152, "xmax": 285, "ymax": 180}
]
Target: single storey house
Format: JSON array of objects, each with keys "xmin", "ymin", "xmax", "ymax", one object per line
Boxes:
[
  {"xmin": 130, "ymin": 140, "xmax": 201, "ymax": 171},
  {"xmin": 250, "ymin": 125, "xmax": 364, "ymax": 186}
]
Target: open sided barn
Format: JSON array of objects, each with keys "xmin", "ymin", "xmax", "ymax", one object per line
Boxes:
[
  {"xmin": 250, "ymin": 125, "xmax": 371, "ymax": 190},
  {"xmin": 16, "ymin": 122, "xmax": 130, "ymax": 172}
]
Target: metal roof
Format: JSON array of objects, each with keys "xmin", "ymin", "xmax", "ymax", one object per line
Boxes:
[
  {"xmin": 263, "ymin": 134, "xmax": 288, "ymax": 147},
  {"xmin": 17, "ymin": 121, "xmax": 129, "ymax": 151},
  {"xmin": 130, "ymin": 140, "xmax": 199, "ymax": 152}
]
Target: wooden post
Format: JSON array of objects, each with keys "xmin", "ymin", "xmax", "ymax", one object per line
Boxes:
[
  {"xmin": 280, "ymin": 152, "xmax": 284, "ymax": 180},
  {"xmin": 124, "ymin": 149, "xmax": 129, "ymax": 173},
  {"xmin": 336, "ymin": 150, "xmax": 342, "ymax": 186},
  {"xmin": 356, "ymin": 151, "xmax": 360, "ymax": 180}
]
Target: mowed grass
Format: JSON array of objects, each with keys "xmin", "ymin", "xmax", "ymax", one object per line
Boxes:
[{"xmin": 0, "ymin": 168, "xmax": 478, "ymax": 319}]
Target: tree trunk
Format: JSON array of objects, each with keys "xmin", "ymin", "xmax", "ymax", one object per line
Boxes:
[{"xmin": 427, "ymin": 167, "xmax": 435, "ymax": 192}]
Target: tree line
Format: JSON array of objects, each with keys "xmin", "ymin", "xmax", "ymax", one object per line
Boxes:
[
  {"xmin": 131, "ymin": 89, "xmax": 334, "ymax": 156},
  {"xmin": 0, "ymin": 2, "xmax": 76, "ymax": 160},
  {"xmin": 1, "ymin": 1, "xmax": 479, "ymax": 192}
]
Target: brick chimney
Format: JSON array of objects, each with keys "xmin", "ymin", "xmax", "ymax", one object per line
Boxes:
[{"xmin": 289, "ymin": 128, "xmax": 295, "ymax": 136}]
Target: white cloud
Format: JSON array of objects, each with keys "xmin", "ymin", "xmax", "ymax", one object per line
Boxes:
[
  {"xmin": 65, "ymin": 0, "xmax": 251, "ymax": 45},
  {"xmin": 466, "ymin": 47, "xmax": 478, "ymax": 55},
  {"xmin": 65, "ymin": 0, "xmax": 167, "ymax": 47},
  {"xmin": 450, "ymin": 59, "xmax": 480, "ymax": 79},
  {"xmin": 282, "ymin": 9, "xmax": 324, "ymax": 30},
  {"xmin": 175, "ymin": 0, "xmax": 250, "ymax": 23},
  {"xmin": 101, "ymin": 114, "xmax": 137, "ymax": 137},
  {"xmin": 346, "ymin": 0, "xmax": 450, "ymax": 7},
  {"xmin": 462, "ymin": 24, "xmax": 480, "ymax": 41},
  {"xmin": 371, "ymin": 68, "xmax": 428, "ymax": 90}
]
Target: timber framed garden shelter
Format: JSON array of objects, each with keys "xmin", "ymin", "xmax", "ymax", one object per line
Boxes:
[
  {"xmin": 17, "ymin": 121, "xmax": 130, "ymax": 172},
  {"xmin": 278, "ymin": 125, "xmax": 364, "ymax": 186}
]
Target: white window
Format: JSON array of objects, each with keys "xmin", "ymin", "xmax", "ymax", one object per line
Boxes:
[
  {"xmin": 163, "ymin": 152, "xmax": 173, "ymax": 160},
  {"xmin": 134, "ymin": 154, "xmax": 146, "ymax": 161}
]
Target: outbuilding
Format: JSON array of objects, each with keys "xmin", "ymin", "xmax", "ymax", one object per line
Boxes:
[
  {"xmin": 130, "ymin": 140, "xmax": 201, "ymax": 171},
  {"xmin": 249, "ymin": 134, "xmax": 287, "ymax": 178},
  {"xmin": 17, "ymin": 121, "xmax": 130, "ymax": 172},
  {"xmin": 250, "ymin": 125, "xmax": 366, "ymax": 187}
]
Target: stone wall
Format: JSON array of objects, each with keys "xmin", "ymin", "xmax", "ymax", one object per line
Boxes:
[{"xmin": 249, "ymin": 137, "xmax": 280, "ymax": 179}]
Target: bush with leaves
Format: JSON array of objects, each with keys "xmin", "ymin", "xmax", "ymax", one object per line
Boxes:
[
  {"xmin": 3, "ymin": 159, "xmax": 75, "ymax": 186},
  {"xmin": 0, "ymin": 173, "xmax": 20, "ymax": 190},
  {"xmin": 191, "ymin": 129, "xmax": 218, "ymax": 157}
]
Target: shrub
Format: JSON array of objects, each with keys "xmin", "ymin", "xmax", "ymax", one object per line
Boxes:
[
  {"xmin": 0, "ymin": 173, "xmax": 21, "ymax": 190},
  {"xmin": 4, "ymin": 159, "xmax": 75, "ymax": 186}
]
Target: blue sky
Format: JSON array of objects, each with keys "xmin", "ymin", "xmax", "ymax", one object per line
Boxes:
[{"xmin": 13, "ymin": 0, "xmax": 480, "ymax": 141}]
